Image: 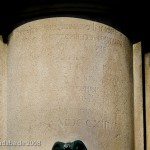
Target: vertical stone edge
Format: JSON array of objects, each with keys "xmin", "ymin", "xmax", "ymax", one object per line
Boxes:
[
  {"xmin": 133, "ymin": 42, "xmax": 144, "ymax": 150},
  {"xmin": 145, "ymin": 52, "xmax": 150, "ymax": 150},
  {"xmin": 0, "ymin": 36, "xmax": 7, "ymax": 150}
]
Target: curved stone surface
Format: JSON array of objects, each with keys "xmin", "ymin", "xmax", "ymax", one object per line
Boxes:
[{"xmin": 7, "ymin": 17, "xmax": 134, "ymax": 150}]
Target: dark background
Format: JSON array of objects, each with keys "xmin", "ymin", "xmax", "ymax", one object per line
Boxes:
[{"xmin": 0, "ymin": 0, "xmax": 149, "ymax": 53}]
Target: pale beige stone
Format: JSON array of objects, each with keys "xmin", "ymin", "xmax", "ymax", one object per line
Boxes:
[
  {"xmin": 133, "ymin": 42, "xmax": 144, "ymax": 150},
  {"xmin": 0, "ymin": 36, "xmax": 3, "ymax": 144},
  {"xmin": 0, "ymin": 36, "xmax": 7, "ymax": 150},
  {"xmin": 0, "ymin": 36, "xmax": 3, "ymax": 139},
  {"xmin": 145, "ymin": 53, "xmax": 150, "ymax": 150},
  {"xmin": 7, "ymin": 17, "xmax": 134, "ymax": 150}
]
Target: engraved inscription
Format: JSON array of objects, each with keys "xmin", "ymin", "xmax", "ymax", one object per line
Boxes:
[
  {"xmin": 41, "ymin": 118, "xmax": 117, "ymax": 130},
  {"xmin": 8, "ymin": 18, "xmax": 133, "ymax": 150}
]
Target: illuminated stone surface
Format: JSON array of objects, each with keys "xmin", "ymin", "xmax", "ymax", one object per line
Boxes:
[
  {"xmin": 7, "ymin": 17, "xmax": 134, "ymax": 150},
  {"xmin": 133, "ymin": 42, "xmax": 144, "ymax": 150},
  {"xmin": 0, "ymin": 36, "xmax": 7, "ymax": 150},
  {"xmin": 145, "ymin": 53, "xmax": 150, "ymax": 150}
]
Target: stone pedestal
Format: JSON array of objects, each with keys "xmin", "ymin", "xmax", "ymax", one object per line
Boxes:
[
  {"xmin": 145, "ymin": 53, "xmax": 150, "ymax": 150},
  {"xmin": 133, "ymin": 42, "xmax": 144, "ymax": 150},
  {"xmin": 7, "ymin": 17, "xmax": 134, "ymax": 150}
]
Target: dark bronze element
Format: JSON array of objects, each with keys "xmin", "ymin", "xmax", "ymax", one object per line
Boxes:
[{"xmin": 52, "ymin": 140, "xmax": 87, "ymax": 150}]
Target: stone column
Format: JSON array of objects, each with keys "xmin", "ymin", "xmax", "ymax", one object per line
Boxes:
[
  {"xmin": 145, "ymin": 53, "xmax": 150, "ymax": 150},
  {"xmin": 133, "ymin": 42, "xmax": 144, "ymax": 150},
  {"xmin": 0, "ymin": 36, "xmax": 7, "ymax": 149},
  {"xmin": 7, "ymin": 17, "xmax": 134, "ymax": 150}
]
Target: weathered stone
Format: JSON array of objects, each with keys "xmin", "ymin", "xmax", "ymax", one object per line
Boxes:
[
  {"xmin": 0, "ymin": 36, "xmax": 7, "ymax": 150},
  {"xmin": 7, "ymin": 17, "xmax": 134, "ymax": 150},
  {"xmin": 133, "ymin": 42, "xmax": 144, "ymax": 150},
  {"xmin": 145, "ymin": 53, "xmax": 150, "ymax": 150}
]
